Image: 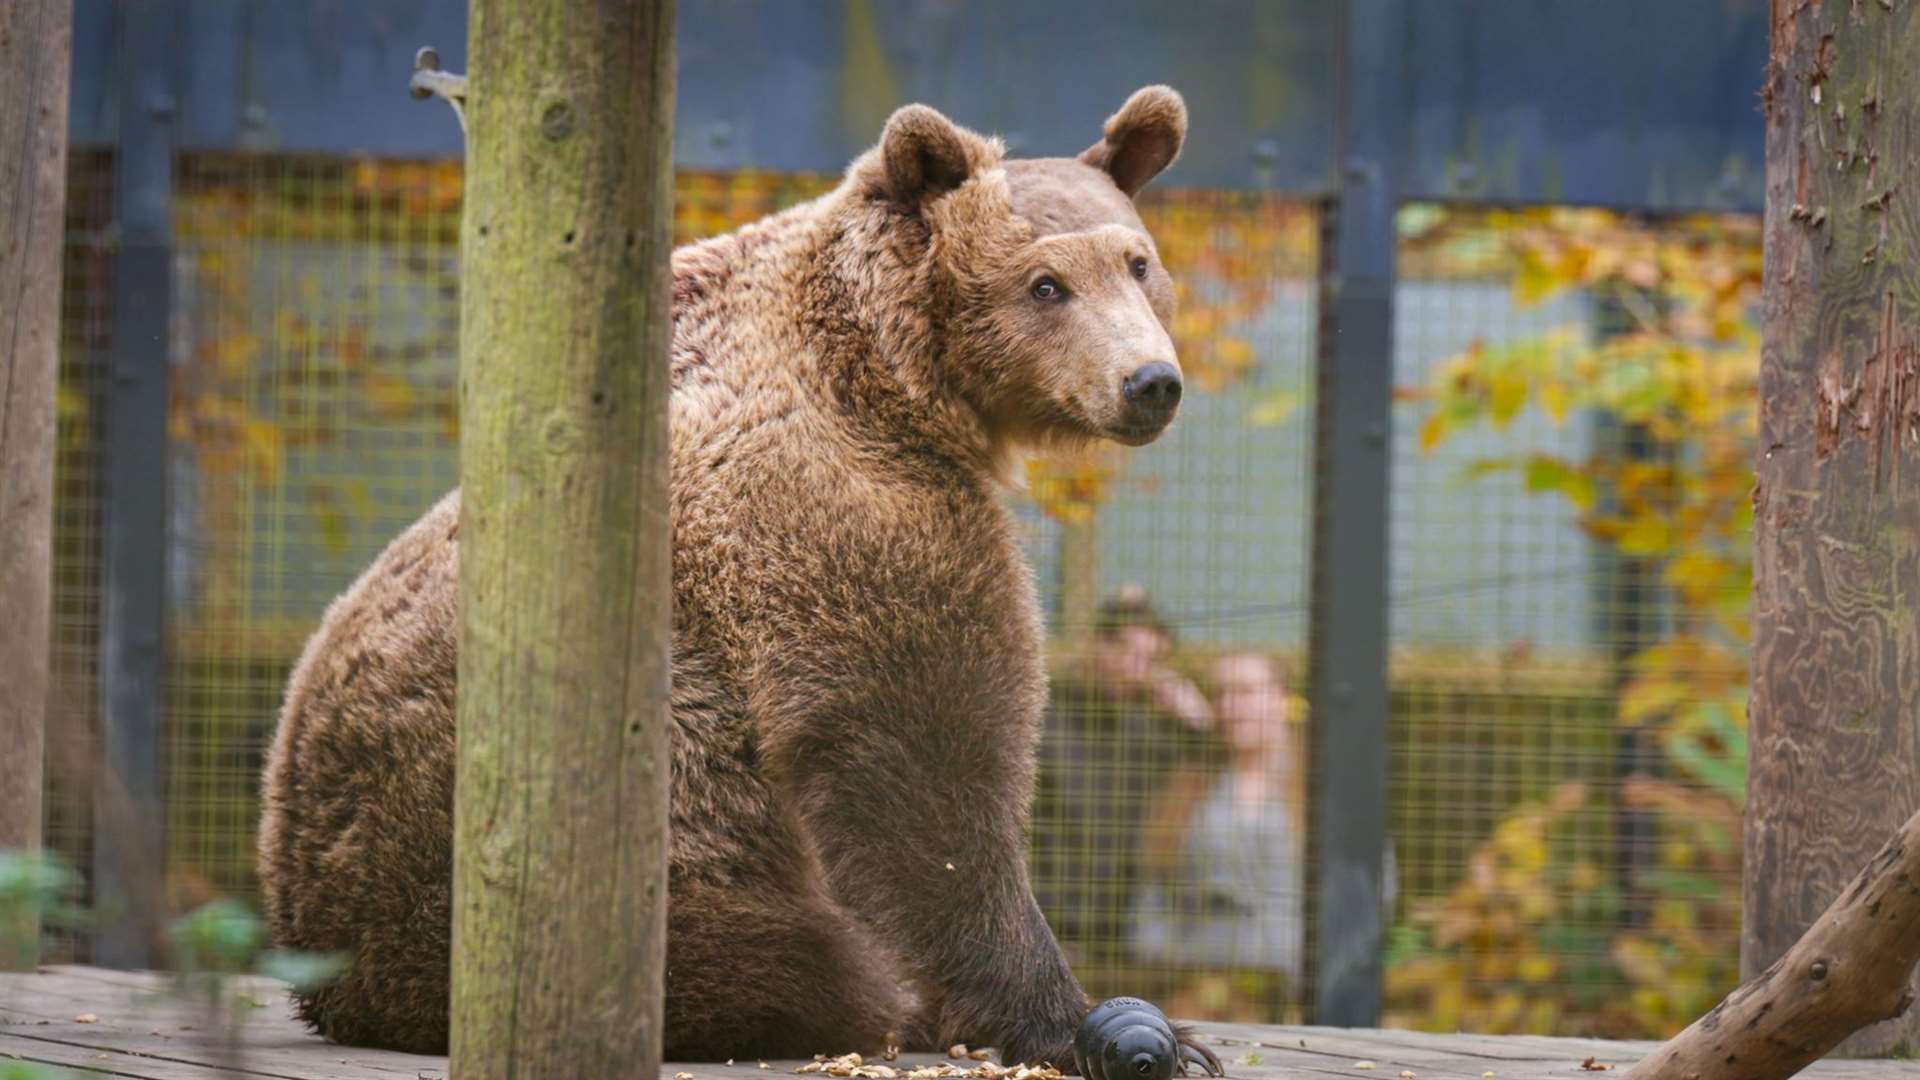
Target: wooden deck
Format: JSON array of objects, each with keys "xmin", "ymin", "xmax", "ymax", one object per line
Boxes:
[{"xmin": 0, "ymin": 967, "xmax": 1910, "ymax": 1079}]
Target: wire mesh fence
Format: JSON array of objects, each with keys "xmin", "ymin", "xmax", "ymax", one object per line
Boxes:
[
  {"xmin": 42, "ymin": 148, "xmax": 118, "ymax": 963},
  {"xmin": 41, "ymin": 160, "xmax": 1759, "ymax": 1039},
  {"xmin": 1382, "ymin": 205, "xmax": 1759, "ymax": 1036},
  {"xmin": 1025, "ymin": 191, "xmax": 1320, "ymax": 1023}
]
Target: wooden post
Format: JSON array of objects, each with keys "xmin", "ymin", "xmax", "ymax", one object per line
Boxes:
[
  {"xmin": 449, "ymin": 1, "xmax": 676, "ymax": 1075},
  {"xmin": 1624, "ymin": 807, "xmax": 1920, "ymax": 1080},
  {"xmin": 0, "ymin": 0, "xmax": 72, "ymax": 946},
  {"xmin": 1745, "ymin": 0, "xmax": 1920, "ymax": 1057}
]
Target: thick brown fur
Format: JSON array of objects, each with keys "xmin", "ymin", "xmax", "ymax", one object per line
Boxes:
[{"xmin": 257, "ymin": 86, "xmax": 1207, "ymax": 1068}]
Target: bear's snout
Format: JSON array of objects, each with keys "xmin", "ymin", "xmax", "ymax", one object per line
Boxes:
[{"xmin": 1121, "ymin": 361, "xmax": 1182, "ymax": 430}]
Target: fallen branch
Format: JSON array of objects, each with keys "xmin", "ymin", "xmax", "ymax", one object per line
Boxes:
[{"xmin": 1623, "ymin": 807, "xmax": 1920, "ymax": 1080}]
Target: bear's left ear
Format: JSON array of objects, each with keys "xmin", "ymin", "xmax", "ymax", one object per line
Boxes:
[
  {"xmin": 1079, "ymin": 85, "xmax": 1187, "ymax": 198},
  {"xmin": 881, "ymin": 104, "xmax": 976, "ymax": 207}
]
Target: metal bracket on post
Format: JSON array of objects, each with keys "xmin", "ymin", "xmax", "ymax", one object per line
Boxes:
[
  {"xmin": 1304, "ymin": 0, "xmax": 1401, "ymax": 1028},
  {"xmin": 410, "ymin": 47, "xmax": 469, "ymax": 137}
]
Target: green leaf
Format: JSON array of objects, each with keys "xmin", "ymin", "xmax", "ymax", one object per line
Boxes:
[
  {"xmin": 0, "ymin": 850, "xmax": 79, "ymax": 910},
  {"xmin": 1520, "ymin": 455, "xmax": 1598, "ymax": 509},
  {"xmin": 1634, "ymin": 868, "xmax": 1726, "ymax": 900},
  {"xmin": 257, "ymin": 948, "xmax": 352, "ymax": 993},
  {"xmin": 168, "ymin": 898, "xmax": 266, "ymax": 974},
  {"xmin": 1666, "ymin": 727, "xmax": 1747, "ymax": 807}
]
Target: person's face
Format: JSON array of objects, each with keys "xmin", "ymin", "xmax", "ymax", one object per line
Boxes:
[
  {"xmin": 1213, "ymin": 654, "xmax": 1289, "ymax": 753},
  {"xmin": 1096, "ymin": 624, "xmax": 1169, "ymax": 684}
]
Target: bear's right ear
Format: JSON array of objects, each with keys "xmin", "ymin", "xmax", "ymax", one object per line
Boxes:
[{"xmin": 880, "ymin": 104, "xmax": 975, "ymax": 208}]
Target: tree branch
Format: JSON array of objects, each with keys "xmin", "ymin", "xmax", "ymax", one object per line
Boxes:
[{"xmin": 1624, "ymin": 808, "xmax": 1920, "ymax": 1080}]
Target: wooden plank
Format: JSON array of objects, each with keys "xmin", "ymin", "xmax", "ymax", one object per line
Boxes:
[
  {"xmin": 1204, "ymin": 1027, "xmax": 1529, "ymax": 1076},
  {"xmin": 0, "ymin": 970, "xmax": 445, "ymax": 1080},
  {"xmin": 1, "ymin": 1030, "xmax": 264, "ymax": 1080},
  {"xmin": 4, "ymin": 968, "xmax": 1920, "ymax": 1080}
]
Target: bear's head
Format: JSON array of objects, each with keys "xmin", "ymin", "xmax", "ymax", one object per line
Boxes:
[{"xmin": 864, "ymin": 87, "xmax": 1189, "ymax": 452}]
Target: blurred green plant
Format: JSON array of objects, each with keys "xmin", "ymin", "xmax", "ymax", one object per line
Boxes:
[
  {"xmin": 1382, "ymin": 205, "xmax": 1761, "ymax": 1038},
  {"xmin": 0, "ymin": 850, "xmax": 85, "ymax": 970},
  {"xmin": 1, "ymin": 1064, "xmax": 73, "ymax": 1080},
  {"xmin": 165, "ymin": 898, "xmax": 348, "ymax": 1016}
]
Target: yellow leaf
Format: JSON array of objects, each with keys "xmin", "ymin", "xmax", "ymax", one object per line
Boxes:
[
  {"xmin": 1620, "ymin": 676, "xmax": 1689, "ymax": 725},
  {"xmin": 1514, "ymin": 256, "xmax": 1559, "ymax": 307},
  {"xmin": 1616, "ymin": 515, "xmax": 1673, "ymax": 555},
  {"xmin": 362, "ymin": 372, "xmax": 419, "ymax": 419},
  {"xmin": 1192, "ymin": 337, "xmax": 1255, "ymax": 390},
  {"xmin": 1665, "ymin": 550, "xmax": 1732, "ymax": 604},
  {"xmin": 1611, "ymin": 936, "xmax": 1666, "ymax": 985},
  {"xmin": 214, "ymin": 333, "xmax": 263, "ymax": 378},
  {"xmin": 314, "ymin": 498, "xmax": 350, "ymax": 555},
  {"xmin": 57, "ymin": 382, "xmax": 88, "ymax": 422},
  {"xmin": 1487, "ymin": 369, "xmax": 1528, "ymax": 426},
  {"xmin": 1248, "ymin": 388, "xmax": 1303, "ymax": 426},
  {"xmin": 1538, "ymin": 379, "xmax": 1570, "ymax": 425},
  {"xmin": 1518, "ymin": 954, "xmax": 1555, "ymax": 985},
  {"xmin": 244, "ymin": 419, "xmax": 284, "ymax": 485}
]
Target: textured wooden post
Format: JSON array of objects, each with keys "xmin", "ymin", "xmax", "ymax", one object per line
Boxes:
[
  {"xmin": 1625, "ymin": 808, "xmax": 1920, "ymax": 1079},
  {"xmin": 450, "ymin": 1, "xmax": 675, "ymax": 1075},
  {"xmin": 0, "ymin": 0, "xmax": 72, "ymax": 950},
  {"xmin": 1744, "ymin": 0, "xmax": 1920, "ymax": 1058}
]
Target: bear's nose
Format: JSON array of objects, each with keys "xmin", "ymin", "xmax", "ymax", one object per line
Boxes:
[{"xmin": 1123, "ymin": 361, "xmax": 1183, "ymax": 416}]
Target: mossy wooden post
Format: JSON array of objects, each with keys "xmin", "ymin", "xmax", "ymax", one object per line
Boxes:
[
  {"xmin": 1745, "ymin": 0, "xmax": 1920, "ymax": 1058},
  {"xmin": 0, "ymin": 0, "xmax": 73, "ymax": 961},
  {"xmin": 450, "ymin": 1, "xmax": 675, "ymax": 1074}
]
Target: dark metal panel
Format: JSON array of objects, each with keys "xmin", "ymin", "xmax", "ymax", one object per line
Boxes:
[
  {"xmin": 1305, "ymin": 0, "xmax": 1398, "ymax": 1028},
  {"xmin": 672, "ymin": 0, "xmax": 1340, "ymax": 191},
  {"xmin": 67, "ymin": 0, "xmax": 1770, "ymax": 208},
  {"xmin": 178, "ymin": 0, "xmax": 469, "ymax": 154},
  {"xmin": 1401, "ymin": 0, "xmax": 1768, "ymax": 211},
  {"xmin": 67, "ymin": 0, "xmax": 117, "ymax": 145},
  {"xmin": 93, "ymin": 0, "xmax": 179, "ymax": 970},
  {"xmin": 68, "ymin": 0, "xmax": 1340, "ymax": 192}
]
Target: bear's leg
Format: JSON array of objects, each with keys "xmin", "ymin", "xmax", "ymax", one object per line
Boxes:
[
  {"xmin": 665, "ymin": 879, "xmax": 916, "ymax": 1062},
  {"xmin": 259, "ymin": 693, "xmax": 458, "ymax": 1053},
  {"xmin": 261, "ymin": 806, "xmax": 456, "ymax": 1053},
  {"xmin": 287, "ymin": 918, "xmax": 453, "ymax": 1054}
]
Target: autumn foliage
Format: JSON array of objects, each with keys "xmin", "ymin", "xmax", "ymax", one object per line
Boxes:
[{"xmin": 1384, "ymin": 205, "xmax": 1761, "ymax": 1037}]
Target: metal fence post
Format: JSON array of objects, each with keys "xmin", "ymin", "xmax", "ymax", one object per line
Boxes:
[
  {"xmin": 1306, "ymin": 0, "xmax": 1400, "ymax": 1027},
  {"xmin": 93, "ymin": 0, "xmax": 179, "ymax": 969}
]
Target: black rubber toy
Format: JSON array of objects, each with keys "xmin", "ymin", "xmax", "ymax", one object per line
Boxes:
[{"xmin": 1073, "ymin": 997, "xmax": 1223, "ymax": 1080}]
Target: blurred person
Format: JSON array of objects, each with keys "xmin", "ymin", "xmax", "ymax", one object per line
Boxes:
[
  {"xmin": 1030, "ymin": 585, "xmax": 1218, "ymax": 971},
  {"xmin": 1129, "ymin": 651, "xmax": 1307, "ymax": 986}
]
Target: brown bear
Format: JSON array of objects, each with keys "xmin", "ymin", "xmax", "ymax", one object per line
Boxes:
[{"xmin": 257, "ymin": 85, "xmax": 1218, "ymax": 1072}]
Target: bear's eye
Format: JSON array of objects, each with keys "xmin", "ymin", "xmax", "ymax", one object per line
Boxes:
[
  {"xmin": 1031, "ymin": 276, "xmax": 1066, "ymax": 302},
  {"xmin": 1129, "ymin": 256, "xmax": 1149, "ymax": 280}
]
